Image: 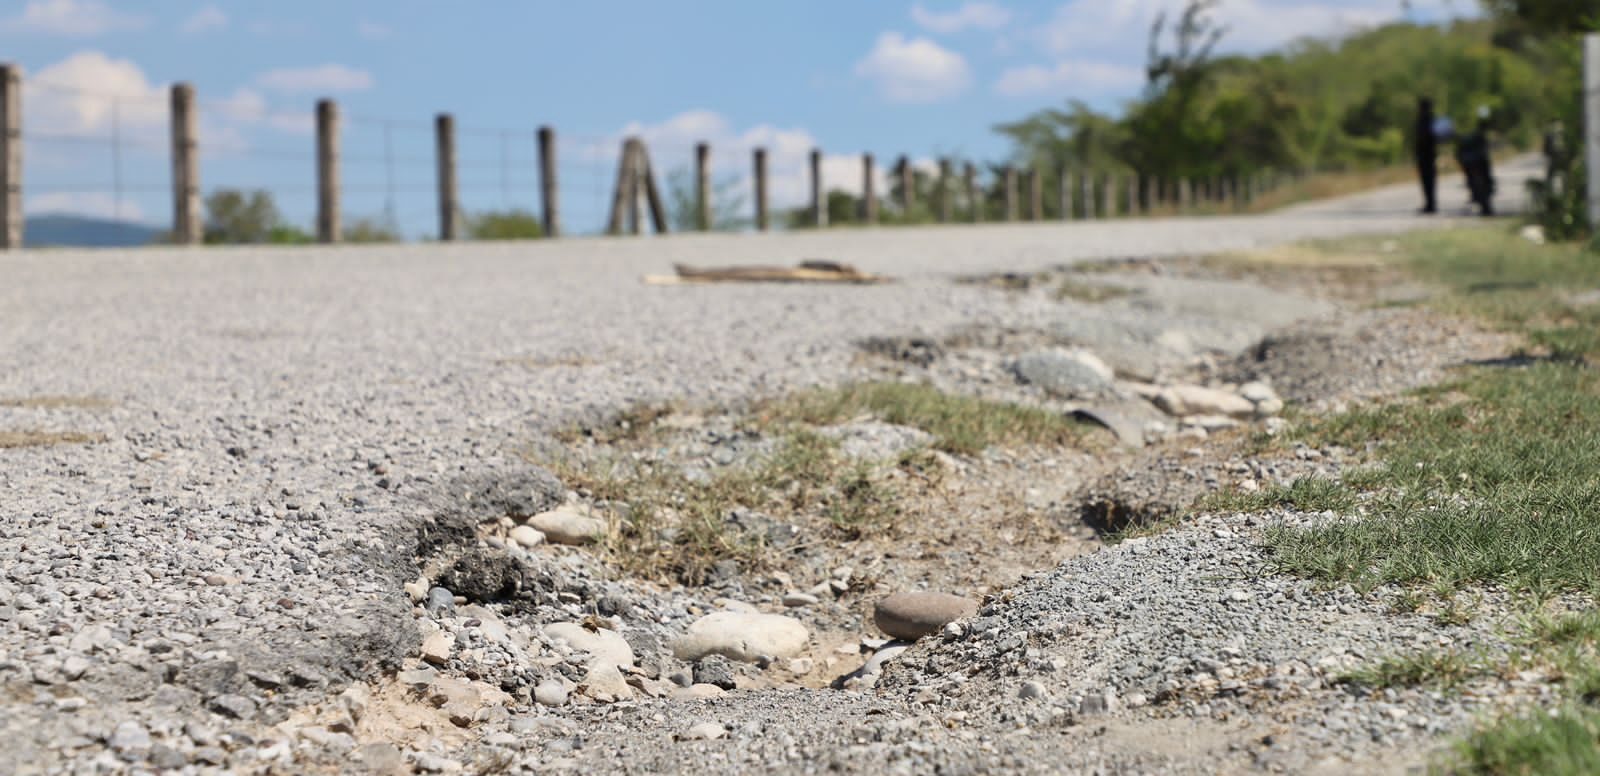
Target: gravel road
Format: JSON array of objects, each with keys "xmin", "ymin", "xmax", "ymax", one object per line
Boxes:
[{"xmin": 0, "ymin": 162, "xmax": 1535, "ymax": 774}]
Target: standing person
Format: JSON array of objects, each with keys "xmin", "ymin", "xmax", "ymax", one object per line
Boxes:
[
  {"xmin": 1414, "ymin": 97, "xmax": 1439, "ymax": 214},
  {"xmin": 1457, "ymin": 115, "xmax": 1496, "ymax": 216}
]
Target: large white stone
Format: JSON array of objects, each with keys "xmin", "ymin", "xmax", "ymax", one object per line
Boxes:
[
  {"xmin": 544, "ymin": 622, "xmax": 635, "ymax": 669},
  {"xmin": 526, "ymin": 506, "xmax": 606, "ymax": 545},
  {"xmin": 671, "ymin": 612, "xmax": 810, "ymax": 663},
  {"xmin": 1151, "ymin": 384, "xmax": 1256, "ymax": 419}
]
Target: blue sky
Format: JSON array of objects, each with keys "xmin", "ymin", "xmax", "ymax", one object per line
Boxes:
[{"xmin": 3, "ymin": 0, "xmax": 1471, "ymax": 235}]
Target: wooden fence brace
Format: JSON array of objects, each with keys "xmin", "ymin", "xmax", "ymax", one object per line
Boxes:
[
  {"xmin": 0, "ymin": 63, "xmax": 18, "ymax": 249},
  {"xmin": 1003, "ymin": 166, "xmax": 1017, "ymax": 221},
  {"xmin": 626, "ymin": 140, "xmax": 641, "ymax": 235},
  {"xmin": 1029, "ymin": 166, "xmax": 1043, "ymax": 221},
  {"xmin": 863, "ymin": 153, "xmax": 877, "ymax": 224},
  {"xmin": 938, "ymin": 158, "xmax": 952, "ymax": 223},
  {"xmin": 1058, "ymin": 165, "xmax": 1072, "ymax": 221},
  {"xmin": 753, "ymin": 147, "xmax": 769, "ymax": 231},
  {"xmin": 694, "ymin": 142, "xmax": 710, "ymax": 231},
  {"xmin": 809, "ymin": 148, "xmax": 825, "ymax": 227},
  {"xmin": 964, "ymin": 162, "xmax": 980, "ymax": 222},
  {"xmin": 435, "ymin": 113, "xmax": 459, "ymax": 241},
  {"xmin": 897, "ymin": 155, "xmax": 914, "ymax": 216},
  {"xmin": 638, "ymin": 140, "xmax": 668, "ymax": 234},
  {"xmin": 605, "ymin": 138, "xmax": 635, "ymax": 235},
  {"xmin": 169, "ymin": 82, "xmax": 200, "ymax": 245},
  {"xmin": 538, "ymin": 126, "xmax": 559, "ymax": 237}
]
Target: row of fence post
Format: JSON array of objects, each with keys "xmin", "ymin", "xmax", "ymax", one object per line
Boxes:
[{"xmin": 0, "ymin": 60, "xmax": 1288, "ymax": 250}]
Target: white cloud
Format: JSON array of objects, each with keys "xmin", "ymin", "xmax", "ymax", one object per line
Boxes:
[
  {"xmin": 26, "ymin": 191, "xmax": 145, "ymax": 222},
  {"xmin": 181, "ymin": 5, "xmax": 227, "ymax": 34},
  {"xmin": 24, "ymin": 51, "xmax": 167, "ymax": 137},
  {"xmin": 1039, "ymin": 0, "xmax": 1472, "ymax": 60},
  {"xmin": 256, "ymin": 64, "xmax": 374, "ymax": 94},
  {"xmin": 854, "ymin": 32, "xmax": 972, "ymax": 103},
  {"xmin": 357, "ymin": 21, "xmax": 392, "ymax": 39},
  {"xmin": 912, "ymin": 2, "xmax": 1012, "ymax": 34},
  {"xmin": 1, "ymin": 0, "xmax": 145, "ymax": 37},
  {"xmin": 994, "ymin": 60, "xmax": 1144, "ymax": 97}
]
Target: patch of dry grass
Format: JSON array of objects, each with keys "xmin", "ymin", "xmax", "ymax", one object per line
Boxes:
[{"xmin": 0, "ymin": 430, "xmax": 106, "ymax": 448}]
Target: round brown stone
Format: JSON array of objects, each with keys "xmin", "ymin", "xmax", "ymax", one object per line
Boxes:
[{"xmin": 873, "ymin": 592, "xmax": 978, "ymax": 640}]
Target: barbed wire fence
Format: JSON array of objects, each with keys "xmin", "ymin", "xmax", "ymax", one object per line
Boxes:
[{"xmin": 0, "ymin": 62, "xmax": 1284, "ymax": 250}]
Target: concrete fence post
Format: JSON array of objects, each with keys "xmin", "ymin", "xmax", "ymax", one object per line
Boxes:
[
  {"xmin": 169, "ymin": 83, "xmax": 201, "ymax": 245},
  {"xmin": 863, "ymin": 153, "xmax": 877, "ymax": 224},
  {"xmin": 1586, "ymin": 34, "xmax": 1599, "ymax": 230},
  {"xmin": 753, "ymin": 147, "xmax": 768, "ymax": 231},
  {"xmin": 964, "ymin": 162, "xmax": 980, "ymax": 222},
  {"xmin": 809, "ymin": 148, "xmax": 825, "ymax": 228},
  {"xmin": 538, "ymin": 125, "xmax": 560, "ymax": 237},
  {"xmin": 435, "ymin": 113, "xmax": 459, "ymax": 241},
  {"xmin": 316, "ymin": 99, "xmax": 341, "ymax": 243},
  {"xmin": 694, "ymin": 141, "xmax": 710, "ymax": 231},
  {"xmin": 0, "ymin": 64, "xmax": 18, "ymax": 249},
  {"xmin": 1003, "ymin": 167, "xmax": 1017, "ymax": 222},
  {"xmin": 938, "ymin": 158, "xmax": 952, "ymax": 223}
]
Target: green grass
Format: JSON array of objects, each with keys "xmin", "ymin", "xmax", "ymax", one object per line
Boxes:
[
  {"xmin": 548, "ymin": 430, "xmax": 903, "ymax": 585},
  {"xmin": 1261, "ymin": 362, "xmax": 1600, "ymax": 597},
  {"xmin": 765, "ymin": 381, "xmax": 1092, "ymax": 456},
  {"xmin": 1201, "ymin": 476, "xmax": 1359, "ymax": 514},
  {"xmin": 1054, "ymin": 277, "xmax": 1134, "ymax": 303},
  {"xmin": 1447, "ymin": 707, "xmax": 1600, "ymax": 776},
  {"xmin": 1212, "ymin": 228, "xmax": 1600, "ymax": 771},
  {"xmin": 1340, "ymin": 649, "xmax": 1482, "ymax": 690}
]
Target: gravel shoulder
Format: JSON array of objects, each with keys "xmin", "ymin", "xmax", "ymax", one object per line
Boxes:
[{"xmin": 0, "ymin": 172, "xmax": 1535, "ymax": 774}]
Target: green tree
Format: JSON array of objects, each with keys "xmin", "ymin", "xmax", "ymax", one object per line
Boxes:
[
  {"xmin": 203, "ymin": 189, "xmax": 283, "ymax": 244},
  {"xmin": 664, "ymin": 166, "xmax": 751, "ymax": 231},
  {"xmin": 466, "ymin": 209, "xmax": 544, "ymax": 240}
]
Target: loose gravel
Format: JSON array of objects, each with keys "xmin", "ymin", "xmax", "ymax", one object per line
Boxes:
[{"xmin": 0, "ymin": 168, "xmax": 1539, "ymax": 773}]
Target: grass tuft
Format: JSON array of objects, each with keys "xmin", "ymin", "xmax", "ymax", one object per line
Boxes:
[
  {"xmin": 763, "ymin": 381, "xmax": 1091, "ymax": 456},
  {"xmin": 1340, "ymin": 649, "xmax": 1481, "ymax": 690}
]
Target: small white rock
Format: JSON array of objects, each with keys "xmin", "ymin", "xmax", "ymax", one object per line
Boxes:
[
  {"xmin": 526, "ymin": 506, "xmax": 606, "ymax": 545},
  {"xmin": 509, "ymin": 525, "xmax": 545, "ymax": 549},
  {"xmin": 420, "ymin": 631, "xmax": 453, "ymax": 665},
  {"xmin": 684, "ymin": 722, "xmax": 726, "ymax": 741}
]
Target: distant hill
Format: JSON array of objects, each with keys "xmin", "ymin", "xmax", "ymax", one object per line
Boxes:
[{"xmin": 24, "ymin": 214, "xmax": 162, "ymax": 248}]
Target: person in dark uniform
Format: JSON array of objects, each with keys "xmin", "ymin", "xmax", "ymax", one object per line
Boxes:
[
  {"xmin": 1456, "ymin": 116, "xmax": 1495, "ymax": 216},
  {"xmin": 1415, "ymin": 97, "xmax": 1438, "ymax": 214}
]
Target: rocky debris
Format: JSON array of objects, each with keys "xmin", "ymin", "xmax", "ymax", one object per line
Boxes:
[
  {"xmin": 858, "ymin": 336, "xmax": 944, "ymax": 367},
  {"xmin": 544, "ymin": 622, "xmax": 635, "ymax": 669},
  {"xmin": 1147, "ymin": 383, "xmax": 1258, "ymax": 419},
  {"xmin": 509, "ymin": 525, "xmax": 545, "ymax": 549},
  {"xmin": 1010, "ymin": 348, "xmax": 1116, "ymax": 399},
  {"xmin": 526, "ymin": 505, "xmax": 607, "ymax": 545},
  {"xmin": 420, "ymin": 631, "xmax": 454, "ymax": 665},
  {"xmin": 579, "ymin": 662, "xmax": 633, "ymax": 702},
  {"xmin": 692, "ymin": 656, "xmax": 738, "ymax": 690},
  {"xmin": 874, "ymin": 592, "xmax": 979, "ymax": 640},
  {"xmin": 534, "ymin": 679, "xmax": 571, "ymax": 707},
  {"xmin": 820, "ymin": 421, "xmax": 933, "ymax": 461},
  {"xmin": 683, "ymin": 722, "xmax": 727, "ymax": 741},
  {"xmin": 672, "ymin": 612, "xmax": 810, "ymax": 663}
]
